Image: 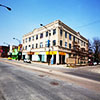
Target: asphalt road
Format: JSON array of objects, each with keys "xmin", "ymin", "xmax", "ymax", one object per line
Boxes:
[
  {"xmin": 4, "ymin": 58, "xmax": 100, "ymax": 82},
  {"xmin": 0, "ymin": 62, "xmax": 100, "ymax": 100}
]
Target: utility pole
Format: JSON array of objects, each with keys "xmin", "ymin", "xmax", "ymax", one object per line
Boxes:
[{"xmin": 40, "ymin": 24, "xmax": 51, "ymax": 65}]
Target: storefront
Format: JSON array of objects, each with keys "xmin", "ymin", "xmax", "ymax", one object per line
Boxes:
[
  {"xmin": 12, "ymin": 49, "xmax": 18, "ymax": 60},
  {"xmin": 27, "ymin": 52, "xmax": 34, "ymax": 61},
  {"xmin": 46, "ymin": 51, "xmax": 57, "ymax": 64},
  {"xmin": 59, "ymin": 52, "xmax": 66, "ymax": 64},
  {"xmin": 32, "ymin": 52, "xmax": 46, "ymax": 62}
]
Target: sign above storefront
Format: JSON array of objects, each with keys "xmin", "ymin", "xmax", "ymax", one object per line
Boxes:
[
  {"xmin": 46, "ymin": 51, "xmax": 57, "ymax": 55},
  {"xmin": 27, "ymin": 52, "xmax": 34, "ymax": 55},
  {"xmin": 59, "ymin": 52, "xmax": 66, "ymax": 55}
]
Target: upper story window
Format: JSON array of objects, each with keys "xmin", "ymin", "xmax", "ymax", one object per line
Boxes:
[
  {"xmin": 32, "ymin": 44, "xmax": 34, "ymax": 49},
  {"xmin": 40, "ymin": 42, "xmax": 43, "ymax": 48},
  {"xmin": 81, "ymin": 41, "xmax": 84, "ymax": 46},
  {"xmin": 65, "ymin": 42, "xmax": 67, "ymax": 48},
  {"xmin": 78, "ymin": 39, "xmax": 80, "ymax": 43},
  {"xmin": 36, "ymin": 43, "xmax": 38, "ymax": 48},
  {"xmin": 25, "ymin": 38, "xmax": 27, "ymax": 43},
  {"xmin": 23, "ymin": 46, "xmax": 24, "ymax": 50},
  {"xmin": 69, "ymin": 43, "xmax": 71, "ymax": 49},
  {"xmin": 23, "ymin": 40, "xmax": 24, "ymax": 44},
  {"xmin": 40, "ymin": 33, "xmax": 43, "ymax": 38},
  {"xmin": 60, "ymin": 40, "xmax": 62, "ymax": 46},
  {"xmin": 36, "ymin": 35, "xmax": 38, "ymax": 40},
  {"xmin": 60, "ymin": 29, "xmax": 63, "ymax": 36},
  {"xmin": 53, "ymin": 40, "xmax": 56, "ymax": 46},
  {"xmin": 73, "ymin": 36, "xmax": 75, "ymax": 42},
  {"xmin": 25, "ymin": 46, "xmax": 27, "ymax": 50},
  {"xmin": 32, "ymin": 36, "xmax": 34, "ymax": 41},
  {"xmin": 73, "ymin": 45, "xmax": 76, "ymax": 50},
  {"xmin": 69, "ymin": 34, "xmax": 71, "ymax": 40},
  {"xmin": 29, "ymin": 45, "xmax": 31, "ymax": 47},
  {"xmin": 69, "ymin": 53, "xmax": 71, "ymax": 58},
  {"xmin": 53, "ymin": 29, "xmax": 56, "ymax": 35},
  {"xmin": 49, "ymin": 32, "xmax": 51, "ymax": 36},
  {"xmin": 84, "ymin": 42, "xmax": 85, "ymax": 46},
  {"xmin": 65, "ymin": 31, "xmax": 67, "ymax": 38},
  {"xmin": 46, "ymin": 31, "xmax": 48, "ymax": 37},
  {"xmin": 45, "ymin": 40, "xmax": 50, "ymax": 47},
  {"xmin": 29, "ymin": 37, "xmax": 31, "ymax": 42}
]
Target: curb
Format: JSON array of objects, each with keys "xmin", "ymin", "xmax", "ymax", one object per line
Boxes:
[{"xmin": 0, "ymin": 59, "xmax": 100, "ymax": 85}]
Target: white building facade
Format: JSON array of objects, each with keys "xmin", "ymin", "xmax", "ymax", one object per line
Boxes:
[{"xmin": 22, "ymin": 20, "xmax": 88, "ymax": 65}]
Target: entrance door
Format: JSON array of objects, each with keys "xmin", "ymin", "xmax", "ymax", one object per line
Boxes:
[
  {"xmin": 47, "ymin": 55, "xmax": 52, "ymax": 64},
  {"xmin": 23, "ymin": 55, "xmax": 25, "ymax": 60},
  {"xmin": 62, "ymin": 55, "xmax": 65, "ymax": 64},
  {"xmin": 29, "ymin": 55, "xmax": 32, "ymax": 61},
  {"xmin": 59, "ymin": 55, "xmax": 65, "ymax": 64},
  {"xmin": 59, "ymin": 55, "xmax": 61, "ymax": 64},
  {"xmin": 53, "ymin": 55, "xmax": 56, "ymax": 64}
]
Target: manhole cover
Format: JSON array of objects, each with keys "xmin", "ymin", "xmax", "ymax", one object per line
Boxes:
[
  {"xmin": 50, "ymin": 81, "xmax": 59, "ymax": 86},
  {"xmin": 39, "ymin": 75, "xmax": 45, "ymax": 77}
]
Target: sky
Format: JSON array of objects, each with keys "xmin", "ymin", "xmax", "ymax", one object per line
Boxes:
[{"xmin": 0, "ymin": 0, "xmax": 100, "ymax": 46}]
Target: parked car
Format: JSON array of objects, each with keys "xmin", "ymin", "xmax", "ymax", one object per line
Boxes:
[
  {"xmin": 8, "ymin": 57, "xmax": 12, "ymax": 60},
  {"xmin": 88, "ymin": 62, "xmax": 93, "ymax": 66},
  {"xmin": 93, "ymin": 62, "xmax": 97, "ymax": 65},
  {"xmin": 24, "ymin": 58, "xmax": 31, "ymax": 63}
]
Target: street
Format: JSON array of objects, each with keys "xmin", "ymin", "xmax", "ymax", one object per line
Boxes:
[{"xmin": 0, "ymin": 61, "xmax": 100, "ymax": 100}]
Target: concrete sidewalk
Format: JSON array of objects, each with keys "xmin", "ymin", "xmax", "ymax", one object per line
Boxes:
[
  {"xmin": 1, "ymin": 58, "xmax": 100, "ymax": 74},
  {"xmin": 0, "ymin": 58, "xmax": 100, "ymax": 81}
]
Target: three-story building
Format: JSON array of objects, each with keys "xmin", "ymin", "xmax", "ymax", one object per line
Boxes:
[{"xmin": 22, "ymin": 20, "xmax": 88, "ymax": 65}]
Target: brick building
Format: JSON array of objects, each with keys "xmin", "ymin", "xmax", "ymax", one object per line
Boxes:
[{"xmin": 0, "ymin": 46, "xmax": 9, "ymax": 57}]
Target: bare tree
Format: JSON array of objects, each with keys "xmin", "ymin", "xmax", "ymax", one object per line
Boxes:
[
  {"xmin": 92, "ymin": 37, "xmax": 100, "ymax": 64},
  {"xmin": 88, "ymin": 40, "xmax": 93, "ymax": 54}
]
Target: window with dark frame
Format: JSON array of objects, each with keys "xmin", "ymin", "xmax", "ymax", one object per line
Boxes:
[
  {"xmin": 69, "ymin": 53, "xmax": 71, "ymax": 58},
  {"xmin": 23, "ymin": 40, "xmax": 24, "ymax": 43},
  {"xmin": 32, "ymin": 44, "xmax": 34, "ymax": 49},
  {"xmin": 25, "ymin": 46, "xmax": 27, "ymax": 50},
  {"xmin": 32, "ymin": 36, "xmax": 34, "ymax": 40},
  {"xmin": 53, "ymin": 40, "xmax": 56, "ymax": 46},
  {"xmin": 46, "ymin": 31, "xmax": 48, "ymax": 37},
  {"xmin": 60, "ymin": 29, "xmax": 63, "ymax": 36},
  {"xmin": 84, "ymin": 42, "xmax": 85, "ymax": 46},
  {"xmin": 73, "ymin": 36, "xmax": 75, "ymax": 42},
  {"xmin": 60, "ymin": 40, "xmax": 62, "ymax": 46},
  {"xmin": 36, "ymin": 43, "xmax": 38, "ymax": 48},
  {"xmin": 65, "ymin": 31, "xmax": 67, "ymax": 38},
  {"xmin": 65, "ymin": 42, "xmax": 67, "ymax": 48},
  {"xmin": 29, "ymin": 37, "xmax": 31, "ymax": 42},
  {"xmin": 53, "ymin": 29, "xmax": 56, "ymax": 35},
  {"xmin": 23, "ymin": 46, "xmax": 24, "ymax": 50},
  {"xmin": 69, "ymin": 34, "xmax": 71, "ymax": 40},
  {"xmin": 69, "ymin": 43, "xmax": 71, "ymax": 49},
  {"xmin": 40, "ymin": 42, "xmax": 43, "ymax": 48},
  {"xmin": 26, "ymin": 38, "xmax": 27, "ymax": 43},
  {"xmin": 40, "ymin": 33, "xmax": 43, "ymax": 38},
  {"xmin": 36, "ymin": 35, "xmax": 38, "ymax": 40}
]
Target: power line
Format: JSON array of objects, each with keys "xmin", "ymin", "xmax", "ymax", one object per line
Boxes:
[{"xmin": 76, "ymin": 20, "xmax": 100, "ymax": 29}]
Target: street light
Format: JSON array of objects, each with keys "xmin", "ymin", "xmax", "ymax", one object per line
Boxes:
[
  {"xmin": 40, "ymin": 24, "xmax": 51, "ymax": 65},
  {"xmin": 13, "ymin": 38, "xmax": 21, "ymax": 45},
  {"xmin": 13, "ymin": 38, "xmax": 22, "ymax": 60},
  {"xmin": 0, "ymin": 4, "xmax": 11, "ymax": 11}
]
